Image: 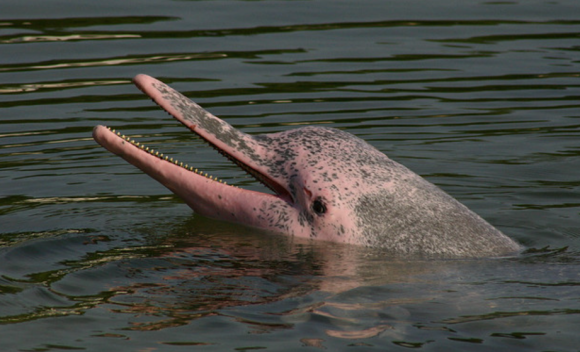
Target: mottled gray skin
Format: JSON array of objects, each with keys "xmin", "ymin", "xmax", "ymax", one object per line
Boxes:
[{"xmin": 94, "ymin": 74, "xmax": 521, "ymax": 258}]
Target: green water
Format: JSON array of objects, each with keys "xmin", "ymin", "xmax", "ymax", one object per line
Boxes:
[{"xmin": 1, "ymin": 0, "xmax": 580, "ymax": 350}]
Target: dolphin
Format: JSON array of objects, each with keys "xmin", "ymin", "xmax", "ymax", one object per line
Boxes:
[{"xmin": 93, "ymin": 74, "xmax": 520, "ymax": 258}]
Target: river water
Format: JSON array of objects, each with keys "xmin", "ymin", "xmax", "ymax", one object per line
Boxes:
[{"xmin": 1, "ymin": 0, "xmax": 580, "ymax": 350}]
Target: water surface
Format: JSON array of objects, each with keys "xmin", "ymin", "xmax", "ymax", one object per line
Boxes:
[{"xmin": 1, "ymin": 0, "xmax": 580, "ymax": 350}]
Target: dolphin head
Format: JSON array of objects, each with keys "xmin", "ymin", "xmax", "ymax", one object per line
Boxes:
[{"xmin": 93, "ymin": 74, "xmax": 521, "ymax": 258}]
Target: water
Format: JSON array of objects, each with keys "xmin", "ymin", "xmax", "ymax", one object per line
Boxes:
[{"xmin": 1, "ymin": 0, "xmax": 580, "ymax": 350}]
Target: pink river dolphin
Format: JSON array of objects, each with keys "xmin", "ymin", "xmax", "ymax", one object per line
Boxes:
[{"xmin": 93, "ymin": 74, "xmax": 521, "ymax": 258}]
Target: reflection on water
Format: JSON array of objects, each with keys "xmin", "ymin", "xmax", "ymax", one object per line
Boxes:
[
  {"xmin": 1, "ymin": 0, "xmax": 580, "ymax": 350},
  {"xmin": 1, "ymin": 218, "xmax": 578, "ymax": 349}
]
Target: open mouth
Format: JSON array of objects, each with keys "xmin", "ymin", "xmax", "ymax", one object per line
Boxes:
[
  {"xmin": 95, "ymin": 124, "xmax": 295, "ymax": 206},
  {"xmin": 94, "ymin": 73, "xmax": 297, "ymax": 215}
]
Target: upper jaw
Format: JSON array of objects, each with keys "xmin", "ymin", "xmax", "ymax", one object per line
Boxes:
[{"xmin": 131, "ymin": 74, "xmax": 294, "ymax": 204}]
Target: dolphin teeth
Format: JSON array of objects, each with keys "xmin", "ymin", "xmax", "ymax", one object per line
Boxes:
[{"xmin": 109, "ymin": 127, "xmax": 231, "ymax": 186}]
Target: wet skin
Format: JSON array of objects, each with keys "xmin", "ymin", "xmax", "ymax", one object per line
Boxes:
[{"xmin": 93, "ymin": 74, "xmax": 521, "ymax": 258}]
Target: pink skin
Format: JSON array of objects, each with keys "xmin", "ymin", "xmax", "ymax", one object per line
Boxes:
[
  {"xmin": 93, "ymin": 75, "xmax": 358, "ymax": 244},
  {"xmin": 92, "ymin": 125, "xmax": 286, "ymax": 228},
  {"xmin": 93, "ymin": 74, "xmax": 521, "ymax": 257}
]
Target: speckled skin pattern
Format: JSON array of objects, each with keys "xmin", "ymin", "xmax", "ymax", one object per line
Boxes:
[{"xmin": 93, "ymin": 74, "xmax": 521, "ymax": 258}]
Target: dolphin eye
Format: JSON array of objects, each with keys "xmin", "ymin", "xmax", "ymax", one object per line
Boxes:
[{"xmin": 312, "ymin": 199, "xmax": 326, "ymax": 215}]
